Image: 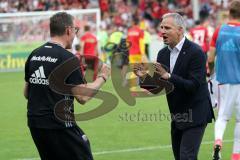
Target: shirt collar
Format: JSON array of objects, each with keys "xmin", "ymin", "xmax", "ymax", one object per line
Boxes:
[{"xmin": 168, "ymin": 36, "xmax": 186, "ymax": 52}]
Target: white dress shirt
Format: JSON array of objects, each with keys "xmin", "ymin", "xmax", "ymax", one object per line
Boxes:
[{"xmin": 168, "ymin": 37, "xmax": 186, "ymax": 73}]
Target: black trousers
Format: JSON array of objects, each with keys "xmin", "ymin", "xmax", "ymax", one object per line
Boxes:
[
  {"xmin": 29, "ymin": 126, "xmax": 93, "ymax": 160},
  {"xmin": 171, "ymin": 123, "xmax": 207, "ymax": 160}
]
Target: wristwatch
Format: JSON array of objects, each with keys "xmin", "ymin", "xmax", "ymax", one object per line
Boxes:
[{"xmin": 97, "ymin": 75, "xmax": 107, "ymax": 82}]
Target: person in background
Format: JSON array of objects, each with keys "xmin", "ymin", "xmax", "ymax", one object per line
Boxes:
[
  {"xmin": 98, "ymin": 24, "xmax": 109, "ymax": 63},
  {"xmin": 208, "ymin": 1, "xmax": 240, "ymax": 160},
  {"xmin": 75, "ymin": 44, "xmax": 87, "ymax": 76},
  {"xmin": 143, "ymin": 25, "xmax": 151, "ymax": 60},
  {"xmin": 80, "ymin": 25, "xmax": 98, "ymax": 81},
  {"xmin": 127, "ymin": 18, "xmax": 144, "ymax": 91},
  {"xmin": 189, "ymin": 12, "xmax": 218, "ymax": 108},
  {"xmin": 189, "ymin": 13, "xmax": 210, "ymax": 55},
  {"xmin": 107, "ymin": 26, "xmax": 129, "ymax": 86}
]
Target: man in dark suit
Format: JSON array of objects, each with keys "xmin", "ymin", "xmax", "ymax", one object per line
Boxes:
[{"xmin": 134, "ymin": 13, "xmax": 214, "ymax": 160}]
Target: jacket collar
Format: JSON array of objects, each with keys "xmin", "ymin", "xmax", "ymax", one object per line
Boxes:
[
  {"xmin": 170, "ymin": 38, "xmax": 191, "ymax": 74},
  {"xmin": 168, "ymin": 36, "xmax": 186, "ymax": 52}
]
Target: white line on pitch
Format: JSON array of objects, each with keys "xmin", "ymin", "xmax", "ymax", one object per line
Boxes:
[{"xmin": 15, "ymin": 139, "xmax": 233, "ymax": 160}]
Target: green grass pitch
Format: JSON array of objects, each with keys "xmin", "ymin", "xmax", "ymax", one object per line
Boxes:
[{"xmin": 0, "ymin": 71, "xmax": 235, "ymax": 160}]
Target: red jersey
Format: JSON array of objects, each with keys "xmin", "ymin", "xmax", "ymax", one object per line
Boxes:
[
  {"xmin": 127, "ymin": 26, "xmax": 144, "ymax": 55},
  {"xmin": 151, "ymin": 2, "xmax": 160, "ymax": 19},
  {"xmin": 189, "ymin": 26, "xmax": 209, "ymax": 53},
  {"xmin": 98, "ymin": 0, "xmax": 109, "ymax": 12},
  {"xmin": 81, "ymin": 32, "xmax": 97, "ymax": 56},
  {"xmin": 139, "ymin": 0, "xmax": 145, "ymax": 11}
]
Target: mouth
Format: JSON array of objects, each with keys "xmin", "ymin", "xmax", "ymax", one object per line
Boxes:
[{"xmin": 162, "ymin": 35, "xmax": 168, "ymax": 43}]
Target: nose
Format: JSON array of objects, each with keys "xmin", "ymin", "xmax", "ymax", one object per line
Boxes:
[{"xmin": 160, "ymin": 27, "xmax": 166, "ymax": 34}]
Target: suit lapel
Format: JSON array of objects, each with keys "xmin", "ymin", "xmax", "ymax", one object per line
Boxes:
[
  {"xmin": 172, "ymin": 39, "xmax": 191, "ymax": 74},
  {"xmin": 164, "ymin": 49, "xmax": 170, "ymax": 72}
]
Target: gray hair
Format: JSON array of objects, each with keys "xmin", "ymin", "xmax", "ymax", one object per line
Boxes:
[{"xmin": 162, "ymin": 13, "xmax": 186, "ymax": 33}]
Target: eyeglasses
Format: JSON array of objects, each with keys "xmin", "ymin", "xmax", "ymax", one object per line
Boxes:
[
  {"xmin": 67, "ymin": 26, "xmax": 79, "ymax": 34},
  {"xmin": 73, "ymin": 27, "xmax": 79, "ymax": 34}
]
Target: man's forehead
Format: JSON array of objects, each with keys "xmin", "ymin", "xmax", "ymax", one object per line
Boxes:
[
  {"xmin": 161, "ymin": 17, "xmax": 174, "ymax": 23},
  {"xmin": 160, "ymin": 17, "xmax": 176, "ymax": 26}
]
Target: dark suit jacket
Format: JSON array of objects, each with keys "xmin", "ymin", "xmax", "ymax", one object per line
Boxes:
[{"xmin": 141, "ymin": 39, "xmax": 215, "ymax": 129}]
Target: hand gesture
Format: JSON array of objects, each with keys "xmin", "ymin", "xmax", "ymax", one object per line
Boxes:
[
  {"xmin": 133, "ymin": 63, "xmax": 148, "ymax": 78},
  {"xmin": 99, "ymin": 63, "xmax": 111, "ymax": 80},
  {"xmin": 154, "ymin": 63, "xmax": 170, "ymax": 80}
]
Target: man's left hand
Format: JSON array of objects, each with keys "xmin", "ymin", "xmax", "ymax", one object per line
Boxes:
[{"xmin": 154, "ymin": 63, "xmax": 170, "ymax": 80}]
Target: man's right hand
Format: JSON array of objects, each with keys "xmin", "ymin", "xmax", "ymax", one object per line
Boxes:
[{"xmin": 133, "ymin": 63, "xmax": 148, "ymax": 78}]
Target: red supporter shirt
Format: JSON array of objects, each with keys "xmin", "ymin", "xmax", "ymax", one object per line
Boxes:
[
  {"xmin": 127, "ymin": 26, "xmax": 144, "ymax": 55},
  {"xmin": 139, "ymin": 0, "xmax": 145, "ymax": 11},
  {"xmin": 189, "ymin": 26, "xmax": 209, "ymax": 53},
  {"xmin": 99, "ymin": 0, "xmax": 109, "ymax": 12},
  {"xmin": 151, "ymin": 2, "xmax": 160, "ymax": 19},
  {"xmin": 81, "ymin": 32, "xmax": 97, "ymax": 56},
  {"xmin": 210, "ymin": 22, "xmax": 240, "ymax": 48}
]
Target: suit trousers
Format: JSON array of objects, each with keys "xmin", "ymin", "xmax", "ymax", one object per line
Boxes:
[{"xmin": 171, "ymin": 122, "xmax": 207, "ymax": 160}]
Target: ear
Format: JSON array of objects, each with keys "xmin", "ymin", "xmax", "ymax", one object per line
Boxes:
[
  {"xmin": 178, "ymin": 27, "xmax": 184, "ymax": 35},
  {"xmin": 66, "ymin": 28, "xmax": 70, "ymax": 36},
  {"xmin": 178, "ymin": 26, "xmax": 183, "ymax": 32}
]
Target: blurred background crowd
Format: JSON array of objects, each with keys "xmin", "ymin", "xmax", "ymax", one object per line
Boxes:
[
  {"xmin": 0, "ymin": 0, "xmax": 232, "ymax": 65},
  {"xmin": 0, "ymin": 0, "xmax": 230, "ymax": 31}
]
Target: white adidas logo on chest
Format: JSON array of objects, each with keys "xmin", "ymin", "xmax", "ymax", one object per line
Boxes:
[{"xmin": 29, "ymin": 66, "xmax": 49, "ymax": 85}]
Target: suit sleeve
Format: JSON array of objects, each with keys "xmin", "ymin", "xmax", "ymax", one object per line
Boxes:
[{"xmin": 168, "ymin": 47, "xmax": 206, "ymax": 94}]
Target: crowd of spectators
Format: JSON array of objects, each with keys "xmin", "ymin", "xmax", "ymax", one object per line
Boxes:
[
  {"xmin": 0, "ymin": 0, "xmax": 231, "ymax": 44},
  {"xmin": 0, "ymin": 0, "xmax": 230, "ymax": 28},
  {"xmin": 0, "ymin": 0, "xmax": 94, "ymax": 12}
]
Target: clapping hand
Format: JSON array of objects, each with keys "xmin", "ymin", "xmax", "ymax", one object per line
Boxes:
[
  {"xmin": 99, "ymin": 64, "xmax": 111, "ymax": 81},
  {"xmin": 133, "ymin": 63, "xmax": 148, "ymax": 78},
  {"xmin": 154, "ymin": 63, "xmax": 170, "ymax": 80}
]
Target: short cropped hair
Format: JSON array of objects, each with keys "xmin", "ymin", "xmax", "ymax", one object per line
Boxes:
[
  {"xmin": 50, "ymin": 12, "xmax": 74, "ymax": 37},
  {"xmin": 84, "ymin": 25, "xmax": 90, "ymax": 32},
  {"xmin": 162, "ymin": 13, "xmax": 186, "ymax": 33},
  {"xmin": 229, "ymin": 0, "xmax": 240, "ymax": 19}
]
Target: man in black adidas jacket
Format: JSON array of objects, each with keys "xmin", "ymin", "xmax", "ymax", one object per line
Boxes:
[{"xmin": 24, "ymin": 12, "xmax": 110, "ymax": 160}]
